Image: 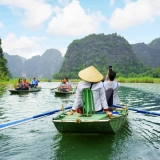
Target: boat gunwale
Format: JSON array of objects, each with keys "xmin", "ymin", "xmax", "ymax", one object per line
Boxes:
[{"xmin": 52, "ymin": 119, "xmax": 111, "ymax": 122}]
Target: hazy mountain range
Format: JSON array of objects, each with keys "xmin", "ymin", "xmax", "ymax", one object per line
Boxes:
[
  {"xmin": 4, "ymin": 49, "xmax": 63, "ymax": 79},
  {"xmin": 4, "ymin": 35, "xmax": 160, "ymax": 79}
]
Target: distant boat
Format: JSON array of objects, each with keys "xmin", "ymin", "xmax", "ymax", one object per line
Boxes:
[
  {"xmin": 9, "ymin": 87, "xmax": 41, "ymax": 94},
  {"xmin": 52, "ymin": 106, "xmax": 128, "ymax": 134},
  {"xmin": 53, "ymin": 88, "xmax": 76, "ymax": 95}
]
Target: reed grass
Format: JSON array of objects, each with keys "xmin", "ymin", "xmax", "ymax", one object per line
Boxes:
[
  {"xmin": 117, "ymin": 77, "xmax": 155, "ymax": 83},
  {"xmin": 0, "ymin": 78, "xmax": 160, "ymax": 86}
]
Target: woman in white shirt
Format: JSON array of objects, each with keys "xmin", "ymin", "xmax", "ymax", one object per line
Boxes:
[{"xmin": 67, "ymin": 66, "xmax": 112, "ymax": 117}]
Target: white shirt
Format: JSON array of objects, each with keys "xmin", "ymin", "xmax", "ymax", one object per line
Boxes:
[
  {"xmin": 103, "ymin": 80, "xmax": 120, "ymax": 105},
  {"xmin": 72, "ymin": 81, "xmax": 108, "ymax": 111}
]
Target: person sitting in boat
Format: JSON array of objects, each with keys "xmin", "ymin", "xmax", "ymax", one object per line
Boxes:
[
  {"xmin": 22, "ymin": 79, "xmax": 29, "ymax": 90},
  {"xmin": 57, "ymin": 78, "xmax": 65, "ymax": 90},
  {"xmin": 30, "ymin": 77, "xmax": 38, "ymax": 88},
  {"xmin": 103, "ymin": 68, "xmax": 120, "ymax": 110},
  {"xmin": 67, "ymin": 66, "xmax": 112, "ymax": 117},
  {"xmin": 65, "ymin": 77, "xmax": 73, "ymax": 90},
  {"xmin": 16, "ymin": 78, "xmax": 24, "ymax": 90},
  {"xmin": 59, "ymin": 78, "xmax": 70, "ymax": 92}
]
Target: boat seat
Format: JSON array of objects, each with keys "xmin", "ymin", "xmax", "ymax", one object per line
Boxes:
[{"xmin": 82, "ymin": 88, "xmax": 95, "ymax": 116}]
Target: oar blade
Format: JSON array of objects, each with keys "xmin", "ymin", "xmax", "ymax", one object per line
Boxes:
[
  {"xmin": 0, "ymin": 117, "xmax": 33, "ymax": 130},
  {"xmin": 113, "ymin": 105, "xmax": 160, "ymax": 117}
]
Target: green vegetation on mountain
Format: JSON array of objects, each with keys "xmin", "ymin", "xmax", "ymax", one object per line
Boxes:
[
  {"xmin": 0, "ymin": 38, "xmax": 9, "ymax": 80},
  {"xmin": 53, "ymin": 33, "xmax": 150, "ymax": 79},
  {"xmin": 148, "ymin": 37, "xmax": 160, "ymax": 50},
  {"xmin": 132, "ymin": 42, "xmax": 160, "ymax": 68}
]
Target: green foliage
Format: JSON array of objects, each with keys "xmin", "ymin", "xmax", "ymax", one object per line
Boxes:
[
  {"xmin": 132, "ymin": 42, "xmax": 160, "ymax": 68},
  {"xmin": 117, "ymin": 77, "xmax": 154, "ymax": 83},
  {"xmin": 0, "ymin": 38, "xmax": 9, "ymax": 80},
  {"xmin": 148, "ymin": 37, "xmax": 160, "ymax": 50}
]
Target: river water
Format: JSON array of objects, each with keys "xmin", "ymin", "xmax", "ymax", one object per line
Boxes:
[{"xmin": 0, "ymin": 82, "xmax": 160, "ymax": 160}]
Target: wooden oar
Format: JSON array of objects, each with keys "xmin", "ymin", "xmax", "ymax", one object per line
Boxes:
[
  {"xmin": 0, "ymin": 106, "xmax": 72, "ymax": 130},
  {"xmin": 112, "ymin": 104, "xmax": 160, "ymax": 116}
]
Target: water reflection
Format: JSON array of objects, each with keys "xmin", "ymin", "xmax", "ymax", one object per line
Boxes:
[
  {"xmin": 51, "ymin": 120, "xmax": 132, "ymax": 160},
  {"xmin": 0, "ymin": 83, "xmax": 160, "ymax": 160}
]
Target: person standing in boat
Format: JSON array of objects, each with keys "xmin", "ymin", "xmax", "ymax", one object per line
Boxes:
[
  {"xmin": 103, "ymin": 69, "xmax": 120, "ymax": 107},
  {"xmin": 67, "ymin": 66, "xmax": 112, "ymax": 117}
]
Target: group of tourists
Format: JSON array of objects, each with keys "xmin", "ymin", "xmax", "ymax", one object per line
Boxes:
[
  {"xmin": 15, "ymin": 77, "xmax": 38, "ymax": 90},
  {"xmin": 58, "ymin": 77, "xmax": 72, "ymax": 92},
  {"xmin": 66, "ymin": 66, "xmax": 121, "ymax": 118}
]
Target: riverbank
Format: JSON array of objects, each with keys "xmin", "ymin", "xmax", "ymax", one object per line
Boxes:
[
  {"xmin": 51, "ymin": 77, "xmax": 160, "ymax": 83},
  {"xmin": 0, "ymin": 77, "xmax": 160, "ymax": 87}
]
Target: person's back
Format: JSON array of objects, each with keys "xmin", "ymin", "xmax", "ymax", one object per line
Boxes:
[
  {"xmin": 103, "ymin": 70, "xmax": 120, "ymax": 105},
  {"xmin": 67, "ymin": 66, "xmax": 112, "ymax": 117},
  {"xmin": 73, "ymin": 81, "xmax": 107, "ymax": 112}
]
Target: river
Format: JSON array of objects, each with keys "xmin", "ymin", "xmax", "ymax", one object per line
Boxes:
[{"xmin": 0, "ymin": 82, "xmax": 160, "ymax": 160}]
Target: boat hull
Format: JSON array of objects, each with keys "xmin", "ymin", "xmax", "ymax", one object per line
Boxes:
[
  {"xmin": 52, "ymin": 110, "xmax": 128, "ymax": 134},
  {"xmin": 9, "ymin": 87, "xmax": 41, "ymax": 93},
  {"xmin": 54, "ymin": 88, "xmax": 75, "ymax": 95}
]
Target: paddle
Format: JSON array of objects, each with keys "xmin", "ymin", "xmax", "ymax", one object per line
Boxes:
[
  {"xmin": 112, "ymin": 104, "xmax": 160, "ymax": 116},
  {"xmin": 0, "ymin": 106, "xmax": 72, "ymax": 130},
  {"xmin": 50, "ymin": 87, "xmax": 58, "ymax": 90}
]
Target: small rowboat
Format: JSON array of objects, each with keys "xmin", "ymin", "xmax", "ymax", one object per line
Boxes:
[
  {"xmin": 54, "ymin": 88, "xmax": 76, "ymax": 96},
  {"xmin": 9, "ymin": 87, "xmax": 41, "ymax": 94},
  {"xmin": 52, "ymin": 106, "xmax": 128, "ymax": 134}
]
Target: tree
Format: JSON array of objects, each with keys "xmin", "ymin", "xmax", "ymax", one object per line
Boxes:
[{"xmin": 0, "ymin": 38, "xmax": 9, "ymax": 80}]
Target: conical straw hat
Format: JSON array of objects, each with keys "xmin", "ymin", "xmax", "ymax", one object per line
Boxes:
[{"xmin": 78, "ymin": 66, "xmax": 103, "ymax": 82}]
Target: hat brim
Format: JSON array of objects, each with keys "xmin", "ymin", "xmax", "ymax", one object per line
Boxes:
[{"xmin": 78, "ymin": 66, "xmax": 103, "ymax": 82}]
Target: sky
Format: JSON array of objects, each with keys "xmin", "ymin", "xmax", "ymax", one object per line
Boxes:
[{"xmin": 0, "ymin": 0, "xmax": 160, "ymax": 59}]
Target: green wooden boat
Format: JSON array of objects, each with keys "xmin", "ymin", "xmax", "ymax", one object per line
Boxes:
[
  {"xmin": 54, "ymin": 88, "xmax": 76, "ymax": 95},
  {"xmin": 52, "ymin": 108, "xmax": 128, "ymax": 134},
  {"xmin": 9, "ymin": 87, "xmax": 41, "ymax": 94},
  {"xmin": 53, "ymin": 88, "xmax": 128, "ymax": 134}
]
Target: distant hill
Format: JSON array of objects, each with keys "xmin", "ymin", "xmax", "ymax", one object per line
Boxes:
[
  {"xmin": 132, "ymin": 37, "xmax": 160, "ymax": 68},
  {"xmin": 19, "ymin": 56, "xmax": 26, "ymax": 63},
  {"xmin": 132, "ymin": 43, "xmax": 160, "ymax": 68},
  {"xmin": 4, "ymin": 49, "xmax": 64, "ymax": 79},
  {"xmin": 148, "ymin": 37, "xmax": 160, "ymax": 50},
  {"xmin": 53, "ymin": 33, "xmax": 150, "ymax": 79},
  {"xmin": 4, "ymin": 53, "xmax": 24, "ymax": 77}
]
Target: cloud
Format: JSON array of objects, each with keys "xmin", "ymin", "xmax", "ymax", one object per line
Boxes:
[
  {"xmin": 47, "ymin": 0, "xmax": 106, "ymax": 36},
  {"xmin": 108, "ymin": 0, "xmax": 160, "ymax": 30},
  {"xmin": 2, "ymin": 33, "xmax": 46, "ymax": 59},
  {"xmin": 0, "ymin": 0, "xmax": 53, "ymax": 28},
  {"xmin": 0, "ymin": 21, "xmax": 4, "ymax": 27},
  {"xmin": 110, "ymin": 0, "xmax": 115, "ymax": 6}
]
